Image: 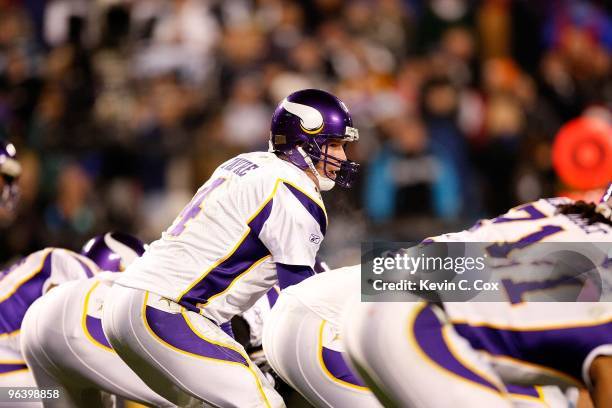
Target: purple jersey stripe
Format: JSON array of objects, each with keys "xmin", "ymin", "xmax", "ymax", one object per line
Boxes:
[
  {"xmin": 145, "ymin": 306, "xmax": 248, "ymax": 365},
  {"xmin": 505, "ymin": 383, "xmax": 540, "ymax": 398},
  {"xmin": 0, "ymin": 253, "xmax": 53, "ymax": 335},
  {"xmin": 85, "ymin": 315, "xmax": 113, "ymax": 349},
  {"xmin": 179, "ymin": 203, "xmax": 273, "ymax": 309},
  {"xmin": 249, "ymin": 199, "xmax": 273, "ymax": 236},
  {"xmin": 283, "ymin": 183, "xmax": 327, "ymax": 235},
  {"xmin": 413, "ymin": 306, "xmax": 500, "ymax": 392},
  {"xmin": 453, "ymin": 321, "xmax": 612, "ymax": 384},
  {"xmin": 321, "ymin": 347, "xmax": 366, "ymax": 387},
  {"xmin": 0, "ymin": 362, "xmax": 27, "ymax": 374}
]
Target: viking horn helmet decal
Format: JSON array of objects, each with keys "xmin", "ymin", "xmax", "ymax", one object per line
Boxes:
[{"xmin": 281, "ymin": 99, "xmax": 324, "ymax": 134}]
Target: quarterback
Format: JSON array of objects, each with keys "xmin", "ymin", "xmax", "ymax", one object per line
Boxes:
[{"xmin": 102, "ymin": 89, "xmax": 360, "ymax": 407}]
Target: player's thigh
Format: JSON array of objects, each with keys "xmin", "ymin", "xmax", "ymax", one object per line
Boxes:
[
  {"xmin": 3, "ymin": 305, "xmax": 46, "ymax": 408},
  {"xmin": 264, "ymin": 296, "xmax": 380, "ymax": 408},
  {"xmin": 20, "ymin": 282, "xmax": 106, "ymax": 407},
  {"xmin": 262, "ymin": 295, "xmax": 301, "ymax": 390},
  {"xmin": 20, "ymin": 284, "xmax": 72, "ymax": 385},
  {"xmin": 22, "ymin": 282, "xmax": 100, "ymax": 388},
  {"xmin": 103, "ymin": 284, "xmax": 283, "ymax": 408},
  {"xmin": 343, "ymin": 302, "xmax": 513, "ymax": 408},
  {"xmin": 36, "ymin": 280, "xmax": 173, "ymax": 407}
]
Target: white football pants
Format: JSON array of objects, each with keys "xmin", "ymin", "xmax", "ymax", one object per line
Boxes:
[
  {"xmin": 20, "ymin": 278, "xmax": 174, "ymax": 408},
  {"xmin": 102, "ymin": 284, "xmax": 284, "ymax": 408},
  {"xmin": 263, "ymin": 294, "xmax": 381, "ymax": 408},
  {"xmin": 342, "ymin": 302, "xmax": 570, "ymax": 408}
]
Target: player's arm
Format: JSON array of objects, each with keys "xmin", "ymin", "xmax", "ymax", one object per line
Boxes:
[
  {"xmin": 276, "ymin": 263, "xmax": 315, "ymax": 289},
  {"xmin": 256, "ymin": 182, "xmax": 325, "ymax": 288},
  {"xmin": 589, "ymin": 355, "xmax": 612, "ymax": 407},
  {"xmin": 276, "ymin": 257, "xmax": 327, "ymax": 289}
]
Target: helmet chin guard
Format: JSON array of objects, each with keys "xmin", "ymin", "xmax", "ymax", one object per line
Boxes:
[{"xmin": 297, "ymin": 147, "xmax": 336, "ymax": 191}]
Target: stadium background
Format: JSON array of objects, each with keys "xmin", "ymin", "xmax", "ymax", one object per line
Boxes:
[{"xmin": 0, "ymin": 0, "xmax": 611, "ymax": 268}]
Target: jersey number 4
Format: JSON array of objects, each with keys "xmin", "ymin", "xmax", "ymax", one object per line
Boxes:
[{"xmin": 167, "ymin": 178, "xmax": 226, "ymax": 237}]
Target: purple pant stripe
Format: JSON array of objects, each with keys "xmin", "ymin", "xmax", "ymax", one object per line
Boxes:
[
  {"xmin": 85, "ymin": 315, "xmax": 113, "ymax": 349},
  {"xmin": 414, "ymin": 306, "xmax": 500, "ymax": 391},
  {"xmin": 0, "ymin": 253, "xmax": 53, "ymax": 335},
  {"xmin": 505, "ymin": 383, "xmax": 540, "ymax": 398},
  {"xmin": 453, "ymin": 321, "xmax": 612, "ymax": 383},
  {"xmin": 0, "ymin": 363, "xmax": 27, "ymax": 374},
  {"xmin": 321, "ymin": 347, "xmax": 366, "ymax": 387},
  {"xmin": 145, "ymin": 306, "xmax": 248, "ymax": 366}
]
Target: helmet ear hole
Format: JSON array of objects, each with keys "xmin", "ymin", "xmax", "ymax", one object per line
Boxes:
[{"xmin": 302, "ymin": 141, "xmax": 322, "ymax": 161}]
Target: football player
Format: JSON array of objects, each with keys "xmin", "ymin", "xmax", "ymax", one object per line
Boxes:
[
  {"xmin": 20, "ymin": 233, "xmax": 174, "ymax": 407},
  {"xmin": 0, "ymin": 232, "xmax": 142, "ymax": 403},
  {"xmin": 343, "ymin": 191, "xmax": 612, "ymax": 407},
  {"xmin": 240, "ymin": 259, "xmax": 329, "ymax": 354},
  {"xmin": 102, "ymin": 89, "xmax": 360, "ymax": 407},
  {"xmin": 262, "ymin": 265, "xmax": 381, "ymax": 408}
]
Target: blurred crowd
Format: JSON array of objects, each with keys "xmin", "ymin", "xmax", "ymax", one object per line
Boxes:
[{"xmin": 0, "ymin": 0, "xmax": 611, "ymax": 266}]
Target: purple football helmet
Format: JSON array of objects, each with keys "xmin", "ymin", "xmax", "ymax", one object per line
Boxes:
[
  {"xmin": 270, "ymin": 89, "xmax": 360, "ymax": 188},
  {"xmin": 0, "ymin": 141, "xmax": 21, "ymax": 210},
  {"xmin": 81, "ymin": 232, "xmax": 145, "ymax": 272}
]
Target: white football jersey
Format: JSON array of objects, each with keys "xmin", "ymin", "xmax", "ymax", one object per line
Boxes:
[
  {"xmin": 429, "ymin": 197, "xmax": 611, "ymax": 244},
  {"xmin": 0, "ymin": 248, "xmax": 100, "ymax": 355},
  {"xmin": 117, "ymin": 152, "xmax": 327, "ymax": 323},
  {"xmin": 428, "ymin": 198, "xmax": 612, "ymax": 387}
]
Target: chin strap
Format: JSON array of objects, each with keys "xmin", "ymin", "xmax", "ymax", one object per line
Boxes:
[{"xmin": 297, "ymin": 147, "xmax": 335, "ymax": 191}]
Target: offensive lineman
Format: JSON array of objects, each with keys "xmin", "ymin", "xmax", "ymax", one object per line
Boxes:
[
  {"xmin": 102, "ymin": 89, "xmax": 360, "ymax": 407},
  {"xmin": 20, "ymin": 256, "xmax": 327, "ymax": 408},
  {"xmin": 0, "ymin": 232, "xmax": 142, "ymax": 402},
  {"xmin": 343, "ymin": 191, "xmax": 612, "ymax": 407},
  {"xmin": 261, "ymin": 262, "xmax": 563, "ymax": 407},
  {"xmin": 20, "ymin": 233, "xmax": 175, "ymax": 408},
  {"xmin": 262, "ymin": 265, "xmax": 381, "ymax": 408}
]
